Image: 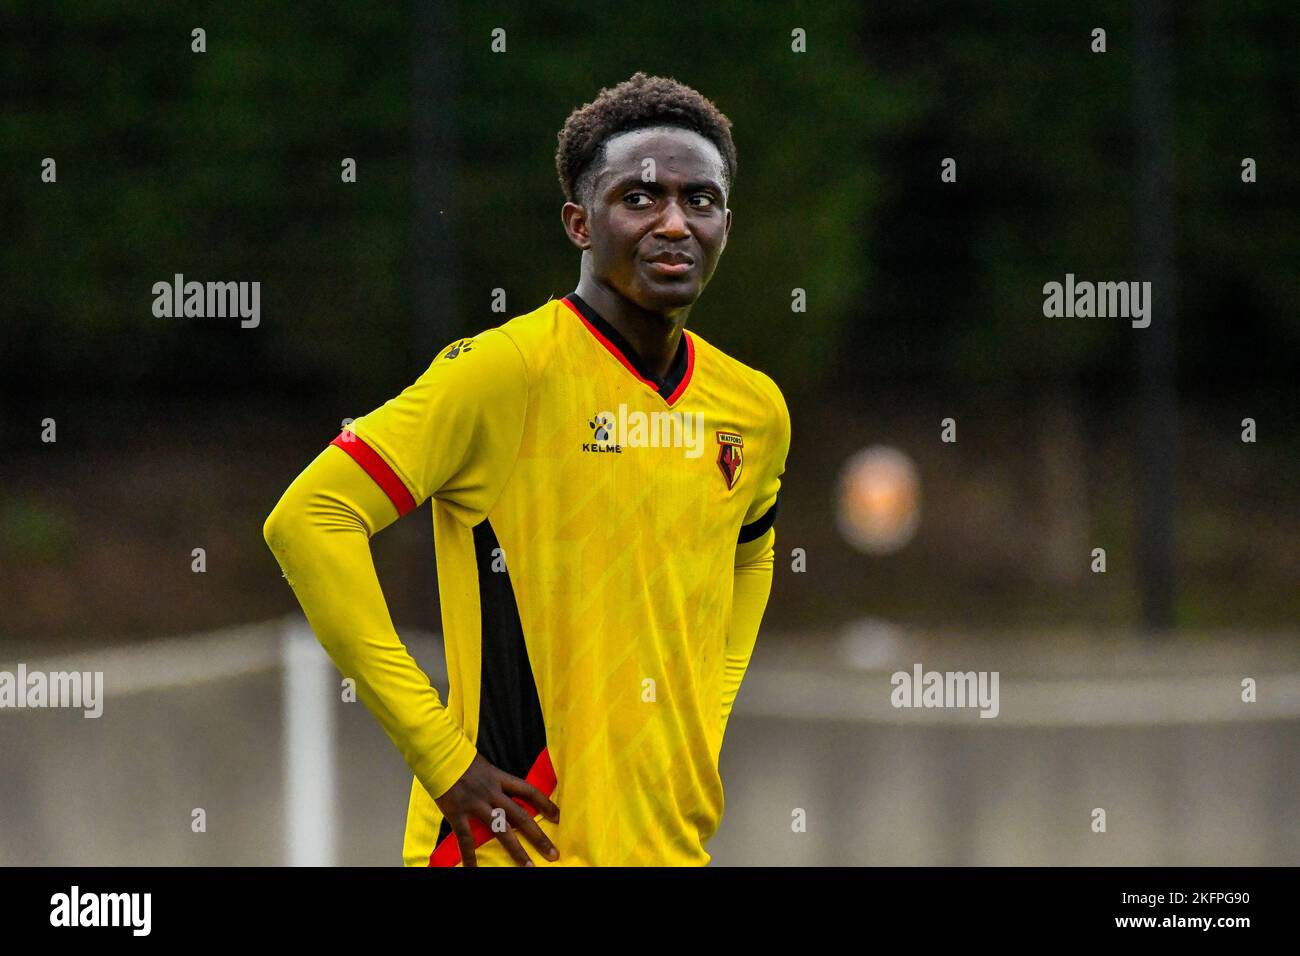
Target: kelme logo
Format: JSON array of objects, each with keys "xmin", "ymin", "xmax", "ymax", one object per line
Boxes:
[{"xmin": 581, "ymin": 404, "xmax": 705, "ymax": 458}]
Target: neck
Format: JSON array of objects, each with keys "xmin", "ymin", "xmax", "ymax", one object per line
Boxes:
[{"xmin": 573, "ymin": 272, "xmax": 689, "ymax": 383}]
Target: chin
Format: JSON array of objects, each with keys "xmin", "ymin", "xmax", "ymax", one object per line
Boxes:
[{"xmin": 637, "ymin": 281, "xmax": 701, "ymax": 314}]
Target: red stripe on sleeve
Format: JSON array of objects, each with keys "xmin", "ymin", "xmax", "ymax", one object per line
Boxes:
[{"xmin": 330, "ymin": 432, "xmax": 417, "ymax": 517}]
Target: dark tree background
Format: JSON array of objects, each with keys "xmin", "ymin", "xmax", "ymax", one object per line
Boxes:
[{"xmin": 2, "ymin": 1, "xmax": 1296, "ymax": 644}]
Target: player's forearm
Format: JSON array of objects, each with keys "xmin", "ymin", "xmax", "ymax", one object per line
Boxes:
[
  {"xmin": 721, "ymin": 527, "xmax": 776, "ymax": 735},
  {"xmin": 263, "ymin": 447, "xmax": 477, "ymax": 798}
]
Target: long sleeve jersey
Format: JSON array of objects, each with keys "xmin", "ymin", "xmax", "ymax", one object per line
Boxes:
[{"xmin": 264, "ymin": 292, "xmax": 789, "ymax": 866}]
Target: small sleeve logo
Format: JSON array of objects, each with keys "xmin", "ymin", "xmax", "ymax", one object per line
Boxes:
[{"xmin": 443, "ymin": 338, "xmax": 475, "ymax": 360}]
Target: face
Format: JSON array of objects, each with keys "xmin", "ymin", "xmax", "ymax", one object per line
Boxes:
[{"xmin": 563, "ymin": 126, "xmax": 732, "ymax": 314}]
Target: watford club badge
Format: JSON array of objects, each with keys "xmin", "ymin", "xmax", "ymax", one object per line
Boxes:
[{"xmin": 716, "ymin": 431, "xmax": 744, "ymax": 489}]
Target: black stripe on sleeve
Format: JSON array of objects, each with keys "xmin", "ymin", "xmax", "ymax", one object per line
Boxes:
[{"xmin": 738, "ymin": 495, "xmax": 779, "ymax": 544}]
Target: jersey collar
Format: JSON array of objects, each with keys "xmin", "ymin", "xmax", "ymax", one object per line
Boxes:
[{"xmin": 561, "ymin": 292, "xmax": 695, "ymax": 406}]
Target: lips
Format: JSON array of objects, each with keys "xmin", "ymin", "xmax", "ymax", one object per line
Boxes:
[{"xmin": 643, "ymin": 252, "xmax": 695, "ymax": 276}]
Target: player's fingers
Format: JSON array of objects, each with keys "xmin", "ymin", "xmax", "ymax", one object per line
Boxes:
[
  {"xmin": 451, "ymin": 815, "xmax": 478, "ymax": 868},
  {"xmin": 502, "ymin": 797, "xmax": 559, "ymax": 861},
  {"xmin": 493, "ymin": 824, "xmax": 535, "ymax": 868},
  {"xmin": 501, "ymin": 774, "xmax": 560, "ymax": 823}
]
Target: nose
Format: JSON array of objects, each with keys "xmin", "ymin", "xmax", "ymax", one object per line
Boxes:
[{"xmin": 653, "ymin": 197, "xmax": 690, "ymax": 238}]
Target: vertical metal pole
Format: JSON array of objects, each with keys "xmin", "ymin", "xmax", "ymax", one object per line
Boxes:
[
  {"xmin": 282, "ymin": 618, "xmax": 337, "ymax": 866},
  {"xmin": 1134, "ymin": 0, "xmax": 1178, "ymax": 632}
]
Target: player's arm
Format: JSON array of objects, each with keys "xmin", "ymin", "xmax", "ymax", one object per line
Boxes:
[
  {"xmin": 721, "ymin": 524, "xmax": 776, "ymax": 736},
  {"xmin": 263, "ymin": 329, "xmax": 558, "ymax": 867},
  {"xmin": 263, "ymin": 443, "xmax": 480, "ymax": 796},
  {"xmin": 721, "ymin": 380, "xmax": 791, "ymax": 736}
]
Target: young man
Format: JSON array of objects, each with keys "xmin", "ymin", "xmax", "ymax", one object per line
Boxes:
[{"xmin": 264, "ymin": 72, "xmax": 789, "ymax": 866}]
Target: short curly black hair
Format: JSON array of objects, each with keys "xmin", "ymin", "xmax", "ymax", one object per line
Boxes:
[{"xmin": 555, "ymin": 72, "xmax": 737, "ymax": 207}]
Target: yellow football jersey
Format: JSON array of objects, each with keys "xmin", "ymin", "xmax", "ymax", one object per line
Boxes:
[{"xmin": 337, "ymin": 293, "xmax": 789, "ymax": 866}]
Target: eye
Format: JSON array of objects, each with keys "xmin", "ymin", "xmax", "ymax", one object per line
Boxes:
[
  {"xmin": 624, "ymin": 192, "xmax": 653, "ymax": 208},
  {"xmin": 689, "ymin": 193, "xmax": 715, "ymax": 208}
]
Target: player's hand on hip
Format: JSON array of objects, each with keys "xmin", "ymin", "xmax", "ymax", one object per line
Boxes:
[{"xmin": 434, "ymin": 753, "xmax": 560, "ymax": 867}]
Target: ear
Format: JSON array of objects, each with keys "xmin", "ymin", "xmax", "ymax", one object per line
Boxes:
[
  {"xmin": 561, "ymin": 201, "xmax": 591, "ymax": 250},
  {"xmin": 721, "ymin": 206, "xmax": 732, "ymax": 252}
]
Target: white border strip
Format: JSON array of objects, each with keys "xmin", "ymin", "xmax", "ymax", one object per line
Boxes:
[
  {"xmin": 4, "ymin": 620, "xmax": 1297, "ymax": 727},
  {"xmin": 0, "ymin": 621, "xmax": 284, "ymax": 698},
  {"xmin": 741, "ymin": 670, "xmax": 1300, "ymax": 727}
]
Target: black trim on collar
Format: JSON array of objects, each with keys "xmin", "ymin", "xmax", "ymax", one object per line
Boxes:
[{"xmin": 565, "ymin": 292, "xmax": 689, "ymax": 402}]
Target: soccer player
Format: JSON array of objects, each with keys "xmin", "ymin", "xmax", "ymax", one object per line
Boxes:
[{"xmin": 263, "ymin": 72, "xmax": 789, "ymax": 866}]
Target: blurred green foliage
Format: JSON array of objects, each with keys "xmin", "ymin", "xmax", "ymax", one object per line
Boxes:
[
  {"xmin": 0, "ymin": 497, "xmax": 71, "ymax": 562},
  {"xmin": 1, "ymin": 0, "xmax": 1296, "ymax": 401},
  {"xmin": 1, "ymin": 1, "xmax": 1297, "ymax": 636}
]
